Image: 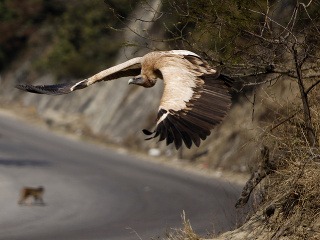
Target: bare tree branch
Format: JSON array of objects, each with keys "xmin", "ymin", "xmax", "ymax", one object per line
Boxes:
[{"xmin": 306, "ymin": 80, "xmax": 320, "ymax": 95}]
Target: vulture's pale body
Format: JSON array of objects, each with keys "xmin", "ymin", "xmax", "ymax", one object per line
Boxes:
[{"xmin": 16, "ymin": 50, "xmax": 233, "ymax": 149}]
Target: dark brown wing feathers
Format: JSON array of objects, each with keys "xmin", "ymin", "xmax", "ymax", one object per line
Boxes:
[
  {"xmin": 143, "ymin": 72, "xmax": 233, "ymax": 150},
  {"xmin": 16, "ymin": 81, "xmax": 87, "ymax": 95}
]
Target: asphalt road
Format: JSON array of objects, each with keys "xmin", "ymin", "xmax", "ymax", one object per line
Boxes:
[{"xmin": 0, "ymin": 111, "xmax": 242, "ymax": 240}]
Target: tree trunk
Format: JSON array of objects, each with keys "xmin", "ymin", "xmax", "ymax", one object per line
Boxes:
[{"xmin": 293, "ymin": 46, "xmax": 317, "ymax": 147}]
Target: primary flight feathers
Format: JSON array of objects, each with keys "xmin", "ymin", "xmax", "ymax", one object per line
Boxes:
[{"xmin": 16, "ymin": 50, "xmax": 233, "ymax": 149}]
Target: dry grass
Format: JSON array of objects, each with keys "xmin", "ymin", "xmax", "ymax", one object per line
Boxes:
[
  {"xmin": 164, "ymin": 86, "xmax": 320, "ymax": 239},
  {"xmin": 258, "ymin": 89, "xmax": 320, "ymax": 239},
  {"xmin": 241, "ymin": 86, "xmax": 320, "ymax": 239},
  {"xmin": 162, "ymin": 211, "xmax": 203, "ymax": 240}
]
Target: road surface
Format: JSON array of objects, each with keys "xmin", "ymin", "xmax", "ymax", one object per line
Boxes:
[{"xmin": 0, "ymin": 111, "xmax": 242, "ymax": 240}]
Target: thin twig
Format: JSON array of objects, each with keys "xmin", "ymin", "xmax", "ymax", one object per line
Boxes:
[
  {"xmin": 306, "ymin": 80, "xmax": 320, "ymax": 95},
  {"xmin": 269, "ymin": 111, "xmax": 301, "ymax": 132}
]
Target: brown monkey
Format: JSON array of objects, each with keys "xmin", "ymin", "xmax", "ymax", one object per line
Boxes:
[{"xmin": 18, "ymin": 186, "xmax": 45, "ymax": 205}]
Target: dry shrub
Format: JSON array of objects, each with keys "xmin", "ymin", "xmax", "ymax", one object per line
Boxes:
[
  {"xmin": 259, "ymin": 88, "xmax": 320, "ymax": 239},
  {"xmin": 163, "ymin": 211, "xmax": 202, "ymax": 240}
]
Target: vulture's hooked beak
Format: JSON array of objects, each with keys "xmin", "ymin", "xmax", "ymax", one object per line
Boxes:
[{"xmin": 128, "ymin": 76, "xmax": 144, "ymax": 85}]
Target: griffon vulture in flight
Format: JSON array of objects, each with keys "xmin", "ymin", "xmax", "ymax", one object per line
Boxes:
[{"xmin": 16, "ymin": 50, "xmax": 233, "ymax": 149}]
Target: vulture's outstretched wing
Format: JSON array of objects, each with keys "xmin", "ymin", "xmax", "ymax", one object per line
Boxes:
[
  {"xmin": 16, "ymin": 57, "xmax": 142, "ymax": 95},
  {"xmin": 16, "ymin": 50, "xmax": 232, "ymax": 150},
  {"xmin": 143, "ymin": 55, "xmax": 233, "ymax": 149}
]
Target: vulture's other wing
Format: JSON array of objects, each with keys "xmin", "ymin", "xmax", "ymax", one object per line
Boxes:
[
  {"xmin": 143, "ymin": 55, "xmax": 233, "ymax": 150},
  {"xmin": 16, "ymin": 57, "xmax": 142, "ymax": 95}
]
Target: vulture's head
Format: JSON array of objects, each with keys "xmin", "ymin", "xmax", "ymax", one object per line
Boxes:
[
  {"xmin": 128, "ymin": 73, "xmax": 158, "ymax": 88},
  {"xmin": 128, "ymin": 53, "xmax": 164, "ymax": 88}
]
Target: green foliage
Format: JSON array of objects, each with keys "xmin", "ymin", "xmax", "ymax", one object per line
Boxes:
[
  {"xmin": 0, "ymin": 0, "xmax": 136, "ymax": 78},
  {"xmin": 160, "ymin": 0, "xmax": 263, "ymax": 62},
  {"xmin": 39, "ymin": 0, "xmax": 138, "ymax": 79},
  {"xmin": 0, "ymin": 0, "xmax": 16, "ymax": 21},
  {"xmin": 160, "ymin": 0, "xmax": 320, "ymax": 69},
  {"xmin": 0, "ymin": 0, "xmax": 45, "ymax": 69}
]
